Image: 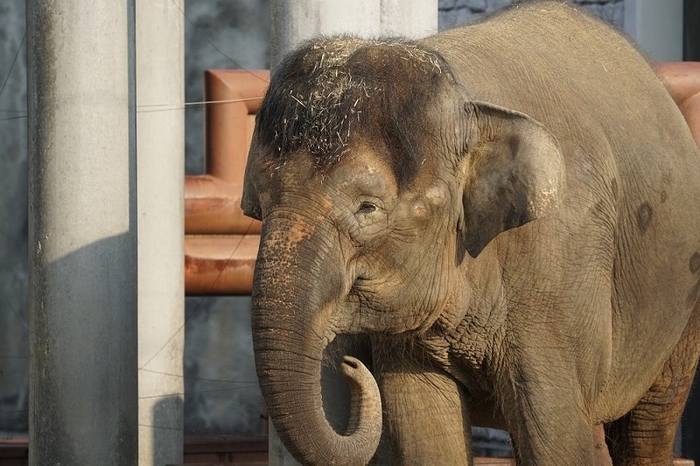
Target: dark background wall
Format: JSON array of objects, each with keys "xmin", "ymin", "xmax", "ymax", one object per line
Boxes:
[
  {"xmin": 0, "ymin": 0, "xmax": 629, "ymax": 439},
  {"xmin": 686, "ymin": 0, "xmax": 700, "ymax": 61},
  {"xmin": 0, "ymin": 0, "xmax": 29, "ymax": 436}
]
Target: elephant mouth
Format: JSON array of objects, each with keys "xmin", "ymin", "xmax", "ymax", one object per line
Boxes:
[
  {"xmin": 352, "ymin": 276, "xmax": 371, "ymax": 292},
  {"xmin": 322, "ymin": 327, "xmax": 339, "ymax": 347}
]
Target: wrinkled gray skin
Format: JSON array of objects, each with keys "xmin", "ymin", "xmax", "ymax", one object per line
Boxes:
[{"xmin": 242, "ymin": 2, "xmax": 700, "ymax": 465}]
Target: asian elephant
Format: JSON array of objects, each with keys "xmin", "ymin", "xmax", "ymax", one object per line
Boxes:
[{"xmin": 241, "ymin": 1, "xmax": 700, "ymax": 464}]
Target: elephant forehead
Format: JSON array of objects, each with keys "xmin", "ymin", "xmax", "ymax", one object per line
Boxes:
[
  {"xmin": 323, "ymin": 146, "xmax": 399, "ymax": 197},
  {"xmin": 254, "ymin": 36, "xmax": 454, "ymax": 181}
]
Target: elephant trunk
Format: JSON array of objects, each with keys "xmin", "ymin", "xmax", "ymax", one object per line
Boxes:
[{"xmin": 251, "ymin": 213, "xmax": 383, "ymax": 465}]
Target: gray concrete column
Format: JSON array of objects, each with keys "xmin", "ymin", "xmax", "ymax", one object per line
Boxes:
[
  {"xmin": 380, "ymin": 0, "xmax": 438, "ymax": 38},
  {"xmin": 26, "ymin": 0, "xmax": 138, "ymax": 464},
  {"xmin": 623, "ymin": 0, "xmax": 683, "ymax": 61},
  {"xmin": 266, "ymin": 2, "xmax": 437, "ymax": 464},
  {"xmin": 270, "ymin": 0, "xmax": 381, "ymax": 70},
  {"xmin": 135, "ymin": 0, "xmax": 185, "ymax": 465}
]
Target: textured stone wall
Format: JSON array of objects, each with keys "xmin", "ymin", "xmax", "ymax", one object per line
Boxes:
[{"xmin": 0, "ymin": 0, "xmax": 623, "ymax": 437}]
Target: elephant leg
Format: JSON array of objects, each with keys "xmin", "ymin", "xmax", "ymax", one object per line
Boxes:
[
  {"xmin": 593, "ymin": 424, "xmax": 612, "ymax": 466},
  {"xmin": 505, "ymin": 396, "xmax": 594, "ymax": 464},
  {"xmin": 500, "ymin": 354, "xmax": 596, "ymax": 464},
  {"xmin": 605, "ymin": 309, "xmax": 700, "ymax": 465},
  {"xmin": 373, "ymin": 339, "xmax": 471, "ymax": 464}
]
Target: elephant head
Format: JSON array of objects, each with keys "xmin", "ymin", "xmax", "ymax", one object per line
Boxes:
[{"xmin": 241, "ymin": 37, "xmax": 564, "ymax": 465}]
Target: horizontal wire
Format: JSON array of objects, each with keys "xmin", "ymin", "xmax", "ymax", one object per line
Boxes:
[{"xmin": 0, "ymin": 96, "xmax": 266, "ymax": 122}]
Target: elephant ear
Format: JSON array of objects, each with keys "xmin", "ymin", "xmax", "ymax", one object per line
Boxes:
[
  {"xmin": 459, "ymin": 101, "xmax": 565, "ymax": 258},
  {"xmin": 241, "ymin": 137, "xmax": 263, "ymax": 221}
]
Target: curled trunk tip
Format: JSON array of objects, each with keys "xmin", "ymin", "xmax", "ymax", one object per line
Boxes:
[{"xmin": 341, "ymin": 355, "xmax": 383, "ymax": 445}]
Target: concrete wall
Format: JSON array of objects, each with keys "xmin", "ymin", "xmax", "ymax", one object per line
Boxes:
[{"xmin": 0, "ymin": 0, "xmax": 624, "ymax": 439}]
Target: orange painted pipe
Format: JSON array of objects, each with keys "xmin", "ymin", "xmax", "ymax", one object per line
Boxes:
[
  {"xmin": 184, "ymin": 70, "xmax": 268, "ymax": 294},
  {"xmin": 184, "ymin": 70, "xmax": 268, "ymax": 236},
  {"xmin": 656, "ymin": 61, "xmax": 700, "ymax": 146},
  {"xmin": 185, "ymin": 235, "xmax": 259, "ymax": 295},
  {"xmin": 185, "ymin": 174, "xmax": 260, "ymax": 235}
]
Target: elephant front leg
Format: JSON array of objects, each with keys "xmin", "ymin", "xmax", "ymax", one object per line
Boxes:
[
  {"xmin": 373, "ymin": 340, "xmax": 472, "ymax": 464},
  {"xmin": 500, "ymin": 360, "xmax": 598, "ymax": 464}
]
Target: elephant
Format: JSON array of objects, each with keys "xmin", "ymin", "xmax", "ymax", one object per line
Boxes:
[{"xmin": 241, "ymin": 1, "xmax": 700, "ymax": 464}]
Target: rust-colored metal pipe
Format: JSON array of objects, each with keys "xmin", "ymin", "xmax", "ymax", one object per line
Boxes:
[
  {"xmin": 656, "ymin": 62, "xmax": 700, "ymax": 146},
  {"xmin": 185, "ymin": 175, "xmax": 258, "ymax": 235},
  {"xmin": 185, "ymin": 235, "xmax": 260, "ymax": 295},
  {"xmin": 185, "ymin": 70, "xmax": 267, "ymax": 236},
  {"xmin": 184, "ymin": 70, "xmax": 267, "ymax": 295}
]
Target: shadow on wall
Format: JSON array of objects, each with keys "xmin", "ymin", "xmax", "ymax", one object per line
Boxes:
[
  {"xmin": 153, "ymin": 396, "xmax": 184, "ymax": 465},
  {"xmin": 437, "ymin": 0, "xmax": 623, "ymax": 31},
  {"xmin": 29, "ymin": 232, "xmax": 138, "ymax": 464}
]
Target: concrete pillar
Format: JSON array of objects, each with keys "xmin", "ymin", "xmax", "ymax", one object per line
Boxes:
[
  {"xmin": 135, "ymin": 0, "xmax": 185, "ymax": 465},
  {"xmin": 624, "ymin": 0, "xmax": 683, "ymax": 61},
  {"xmin": 26, "ymin": 0, "xmax": 138, "ymax": 464},
  {"xmin": 267, "ymin": 2, "xmax": 437, "ymax": 464},
  {"xmin": 270, "ymin": 0, "xmax": 381, "ymax": 70},
  {"xmin": 380, "ymin": 0, "xmax": 437, "ymax": 38}
]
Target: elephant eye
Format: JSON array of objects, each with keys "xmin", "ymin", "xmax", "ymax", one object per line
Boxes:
[{"xmin": 357, "ymin": 201, "xmax": 377, "ymax": 215}]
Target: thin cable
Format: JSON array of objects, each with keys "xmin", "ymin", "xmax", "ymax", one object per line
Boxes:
[{"xmin": 0, "ymin": 30, "xmax": 26, "ymax": 100}]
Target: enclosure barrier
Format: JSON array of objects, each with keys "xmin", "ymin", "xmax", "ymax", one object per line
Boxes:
[{"xmin": 655, "ymin": 62, "xmax": 700, "ymax": 145}]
